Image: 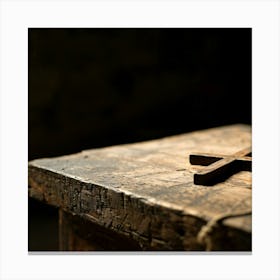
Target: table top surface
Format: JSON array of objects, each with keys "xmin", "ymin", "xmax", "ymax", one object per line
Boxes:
[{"xmin": 29, "ymin": 124, "xmax": 252, "ymax": 250}]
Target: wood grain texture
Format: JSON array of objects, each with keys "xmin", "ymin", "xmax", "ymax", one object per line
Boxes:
[
  {"xmin": 28, "ymin": 124, "xmax": 252, "ymax": 251},
  {"xmin": 59, "ymin": 210, "xmax": 141, "ymax": 251}
]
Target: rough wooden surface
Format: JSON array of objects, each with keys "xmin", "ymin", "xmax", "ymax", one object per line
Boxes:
[
  {"xmin": 59, "ymin": 210, "xmax": 141, "ymax": 251},
  {"xmin": 28, "ymin": 124, "xmax": 252, "ymax": 251}
]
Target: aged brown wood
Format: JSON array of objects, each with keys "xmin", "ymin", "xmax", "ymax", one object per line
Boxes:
[
  {"xmin": 190, "ymin": 146, "xmax": 252, "ymax": 185},
  {"xmin": 28, "ymin": 124, "xmax": 252, "ymax": 251},
  {"xmin": 59, "ymin": 210, "xmax": 142, "ymax": 251}
]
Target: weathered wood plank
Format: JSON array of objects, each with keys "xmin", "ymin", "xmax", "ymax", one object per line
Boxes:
[
  {"xmin": 28, "ymin": 124, "xmax": 252, "ymax": 250},
  {"xmin": 58, "ymin": 210, "xmax": 142, "ymax": 251}
]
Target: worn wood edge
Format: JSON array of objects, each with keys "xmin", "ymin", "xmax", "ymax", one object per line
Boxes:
[
  {"xmin": 28, "ymin": 164, "xmax": 205, "ymax": 250},
  {"xmin": 28, "ymin": 163, "xmax": 251, "ymax": 251},
  {"xmin": 28, "ymin": 157, "xmax": 252, "ymax": 233}
]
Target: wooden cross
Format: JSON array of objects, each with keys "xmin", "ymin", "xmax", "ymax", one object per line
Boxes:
[{"xmin": 189, "ymin": 146, "xmax": 252, "ymax": 186}]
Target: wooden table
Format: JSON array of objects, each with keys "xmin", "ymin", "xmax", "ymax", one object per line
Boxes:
[{"xmin": 28, "ymin": 124, "xmax": 252, "ymax": 251}]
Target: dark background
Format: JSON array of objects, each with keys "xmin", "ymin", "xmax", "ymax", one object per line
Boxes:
[{"xmin": 28, "ymin": 28, "xmax": 252, "ymax": 250}]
